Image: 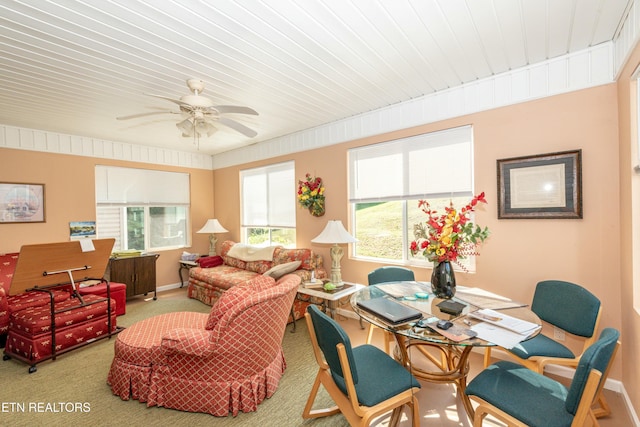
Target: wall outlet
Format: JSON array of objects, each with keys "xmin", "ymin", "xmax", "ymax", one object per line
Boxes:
[{"xmin": 554, "ymin": 327, "xmax": 565, "ymax": 341}]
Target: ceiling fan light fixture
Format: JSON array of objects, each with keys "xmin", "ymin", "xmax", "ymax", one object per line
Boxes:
[
  {"xmin": 193, "ymin": 120, "xmax": 217, "ymax": 138},
  {"xmin": 120, "ymin": 78, "xmax": 258, "ymax": 140},
  {"xmin": 176, "ymin": 118, "xmax": 193, "ymax": 134},
  {"xmin": 206, "ymin": 125, "xmax": 217, "ymax": 137}
]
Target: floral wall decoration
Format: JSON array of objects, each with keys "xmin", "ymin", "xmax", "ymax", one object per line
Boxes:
[{"xmin": 297, "ymin": 173, "xmax": 325, "ymax": 217}]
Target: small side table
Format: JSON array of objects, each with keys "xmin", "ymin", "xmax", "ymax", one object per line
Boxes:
[
  {"xmin": 291, "ymin": 282, "xmax": 363, "ymax": 332},
  {"xmin": 178, "ymin": 260, "xmax": 198, "ymax": 288}
]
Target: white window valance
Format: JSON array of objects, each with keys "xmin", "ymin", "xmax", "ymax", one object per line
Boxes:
[
  {"xmin": 241, "ymin": 161, "xmax": 295, "ymax": 228},
  {"xmin": 348, "ymin": 125, "xmax": 473, "ymax": 203},
  {"xmin": 96, "ymin": 165, "xmax": 190, "ymax": 205}
]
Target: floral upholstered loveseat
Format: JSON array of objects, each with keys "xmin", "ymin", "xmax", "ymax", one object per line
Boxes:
[{"xmin": 187, "ymin": 240, "xmax": 326, "ymax": 321}]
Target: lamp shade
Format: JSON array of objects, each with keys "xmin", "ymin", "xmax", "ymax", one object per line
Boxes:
[
  {"xmin": 311, "ymin": 220, "xmax": 357, "ymax": 244},
  {"xmin": 176, "ymin": 118, "xmax": 193, "ymax": 136},
  {"xmin": 197, "ymin": 219, "xmax": 229, "ymax": 234}
]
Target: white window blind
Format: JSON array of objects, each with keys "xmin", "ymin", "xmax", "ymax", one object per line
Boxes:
[
  {"xmin": 95, "ymin": 166, "xmax": 190, "ymax": 251},
  {"xmin": 348, "ymin": 125, "xmax": 473, "ymax": 203},
  {"xmin": 241, "ymin": 161, "xmax": 295, "ymax": 228},
  {"xmin": 95, "ymin": 165, "xmax": 189, "ymax": 205}
]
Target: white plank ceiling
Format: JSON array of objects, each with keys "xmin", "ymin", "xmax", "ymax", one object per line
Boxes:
[{"xmin": 0, "ymin": 0, "xmax": 632, "ymax": 156}]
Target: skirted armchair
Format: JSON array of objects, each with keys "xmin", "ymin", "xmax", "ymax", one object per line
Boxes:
[{"xmin": 108, "ymin": 273, "xmax": 300, "ymax": 416}]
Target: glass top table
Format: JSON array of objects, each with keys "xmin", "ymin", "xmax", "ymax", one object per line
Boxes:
[{"xmin": 350, "ymin": 281, "xmax": 541, "ymax": 419}]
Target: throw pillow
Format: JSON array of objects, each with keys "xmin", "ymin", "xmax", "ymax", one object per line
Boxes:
[
  {"xmin": 263, "ymin": 260, "xmax": 301, "ymax": 279},
  {"xmin": 196, "ymin": 255, "xmax": 223, "ymax": 268}
]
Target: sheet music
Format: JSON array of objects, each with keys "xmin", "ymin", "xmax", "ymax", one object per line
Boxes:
[{"xmin": 79, "ymin": 239, "xmax": 95, "ymax": 252}]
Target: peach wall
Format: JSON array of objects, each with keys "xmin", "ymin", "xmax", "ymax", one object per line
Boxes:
[
  {"xmin": 616, "ymin": 41, "xmax": 640, "ymax": 413},
  {"xmin": 0, "ymin": 148, "xmax": 215, "ymax": 287},
  {"xmin": 213, "ymin": 84, "xmax": 624, "ymax": 383}
]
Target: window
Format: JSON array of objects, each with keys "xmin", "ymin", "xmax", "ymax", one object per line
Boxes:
[
  {"xmin": 95, "ymin": 166, "xmax": 190, "ymax": 251},
  {"xmin": 348, "ymin": 125, "xmax": 474, "ymax": 266},
  {"xmin": 240, "ymin": 161, "xmax": 296, "ymax": 247}
]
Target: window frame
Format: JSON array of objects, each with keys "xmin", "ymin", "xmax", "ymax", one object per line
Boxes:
[
  {"xmin": 95, "ymin": 166, "xmax": 190, "ymax": 252},
  {"xmin": 348, "ymin": 126, "xmax": 475, "ymax": 268},
  {"xmin": 240, "ymin": 161, "xmax": 296, "ymax": 247}
]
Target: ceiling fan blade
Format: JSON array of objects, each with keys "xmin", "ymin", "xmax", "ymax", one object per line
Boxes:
[
  {"xmin": 217, "ymin": 117, "xmax": 258, "ymax": 138},
  {"xmin": 117, "ymin": 110, "xmax": 178, "ymax": 120},
  {"xmin": 213, "ymin": 105, "xmax": 259, "ymax": 115},
  {"xmin": 145, "ymin": 94, "xmax": 189, "ymax": 107}
]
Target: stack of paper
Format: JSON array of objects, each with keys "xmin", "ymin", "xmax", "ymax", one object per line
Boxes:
[
  {"xmin": 455, "ymin": 287, "xmax": 527, "ymax": 310},
  {"xmin": 469, "ymin": 309, "xmax": 541, "ymax": 349}
]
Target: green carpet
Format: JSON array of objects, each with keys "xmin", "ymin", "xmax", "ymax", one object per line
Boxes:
[{"xmin": 0, "ymin": 296, "xmax": 351, "ymax": 427}]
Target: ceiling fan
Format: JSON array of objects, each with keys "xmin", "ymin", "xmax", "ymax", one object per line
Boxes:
[{"xmin": 117, "ymin": 78, "xmax": 258, "ymax": 139}]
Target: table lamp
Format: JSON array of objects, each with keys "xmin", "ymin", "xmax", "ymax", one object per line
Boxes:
[
  {"xmin": 197, "ymin": 219, "xmax": 229, "ymax": 256},
  {"xmin": 311, "ymin": 220, "xmax": 358, "ymax": 287}
]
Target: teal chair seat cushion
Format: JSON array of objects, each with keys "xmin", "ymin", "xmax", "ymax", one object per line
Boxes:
[
  {"xmin": 509, "ymin": 334, "xmax": 575, "ymax": 360},
  {"xmin": 466, "ymin": 361, "xmax": 573, "ymax": 427},
  {"xmin": 331, "ymin": 344, "xmax": 420, "ymax": 407}
]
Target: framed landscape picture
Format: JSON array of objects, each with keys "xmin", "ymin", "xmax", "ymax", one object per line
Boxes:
[
  {"xmin": 0, "ymin": 182, "xmax": 46, "ymax": 223},
  {"xmin": 497, "ymin": 150, "xmax": 582, "ymax": 219}
]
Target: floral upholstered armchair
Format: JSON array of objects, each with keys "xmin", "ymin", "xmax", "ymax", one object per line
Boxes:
[{"xmin": 108, "ymin": 273, "xmax": 301, "ymax": 416}]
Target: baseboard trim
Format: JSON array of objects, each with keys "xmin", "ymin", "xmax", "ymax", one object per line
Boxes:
[{"xmin": 157, "ymin": 283, "xmax": 183, "ymax": 293}]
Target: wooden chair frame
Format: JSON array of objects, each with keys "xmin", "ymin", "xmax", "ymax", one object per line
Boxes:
[
  {"xmin": 484, "ymin": 307, "xmax": 602, "ymax": 373},
  {"xmin": 365, "ymin": 266, "xmax": 415, "ymax": 355},
  {"xmin": 484, "ymin": 304, "xmax": 610, "ymax": 417},
  {"xmin": 302, "ymin": 312, "xmax": 421, "ymax": 427},
  {"xmin": 472, "ymin": 340, "xmax": 619, "ymax": 427},
  {"xmin": 365, "ymin": 321, "xmax": 395, "ymax": 354}
]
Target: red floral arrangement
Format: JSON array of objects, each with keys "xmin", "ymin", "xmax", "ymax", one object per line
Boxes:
[
  {"xmin": 297, "ymin": 173, "xmax": 325, "ymax": 216},
  {"xmin": 410, "ymin": 192, "xmax": 490, "ymax": 269}
]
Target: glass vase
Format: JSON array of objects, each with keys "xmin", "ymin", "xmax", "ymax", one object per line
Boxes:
[{"xmin": 431, "ymin": 261, "xmax": 456, "ymax": 299}]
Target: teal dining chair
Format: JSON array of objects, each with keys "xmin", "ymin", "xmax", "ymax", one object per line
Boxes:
[
  {"xmin": 482, "ymin": 280, "xmax": 608, "ymax": 416},
  {"xmin": 365, "ymin": 266, "xmax": 415, "ymax": 354},
  {"xmin": 467, "ymin": 327, "xmax": 619, "ymax": 427},
  {"xmin": 302, "ymin": 305, "xmax": 421, "ymax": 427}
]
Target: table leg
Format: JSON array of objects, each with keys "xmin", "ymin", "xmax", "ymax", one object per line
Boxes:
[
  {"xmin": 178, "ymin": 265, "xmax": 186, "ymax": 288},
  {"xmin": 326, "ymin": 300, "xmax": 336, "ymax": 318},
  {"xmin": 289, "ymin": 305, "xmax": 297, "ymax": 333},
  {"xmin": 393, "ymin": 334, "xmax": 475, "ymax": 420}
]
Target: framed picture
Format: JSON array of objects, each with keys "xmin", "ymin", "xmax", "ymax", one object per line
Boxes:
[
  {"xmin": 70, "ymin": 221, "xmax": 97, "ymax": 240},
  {"xmin": 497, "ymin": 150, "xmax": 582, "ymax": 219},
  {"xmin": 0, "ymin": 182, "xmax": 46, "ymax": 223}
]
